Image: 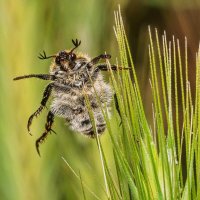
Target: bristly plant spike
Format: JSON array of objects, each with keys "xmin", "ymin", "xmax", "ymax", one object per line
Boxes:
[{"xmin": 63, "ymin": 6, "xmax": 200, "ymax": 200}]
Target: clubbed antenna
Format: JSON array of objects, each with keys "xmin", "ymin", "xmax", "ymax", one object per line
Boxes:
[
  {"xmin": 38, "ymin": 50, "xmax": 56, "ymax": 60},
  {"xmin": 70, "ymin": 39, "xmax": 81, "ymax": 53}
]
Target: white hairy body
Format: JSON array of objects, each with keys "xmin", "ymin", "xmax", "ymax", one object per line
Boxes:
[{"xmin": 50, "ymin": 52, "xmax": 113, "ymax": 136}]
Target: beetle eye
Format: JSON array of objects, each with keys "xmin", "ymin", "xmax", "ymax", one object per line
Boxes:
[{"xmin": 70, "ymin": 53, "xmax": 76, "ymax": 61}]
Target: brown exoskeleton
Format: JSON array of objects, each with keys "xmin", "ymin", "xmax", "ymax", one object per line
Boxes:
[{"xmin": 14, "ymin": 39, "xmax": 128, "ymax": 155}]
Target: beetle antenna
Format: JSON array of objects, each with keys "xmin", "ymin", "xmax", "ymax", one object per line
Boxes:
[
  {"xmin": 70, "ymin": 39, "xmax": 81, "ymax": 53},
  {"xmin": 38, "ymin": 51, "xmax": 56, "ymax": 60}
]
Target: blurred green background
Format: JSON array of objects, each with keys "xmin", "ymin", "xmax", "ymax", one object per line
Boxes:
[{"xmin": 1, "ymin": 0, "xmax": 200, "ymax": 199}]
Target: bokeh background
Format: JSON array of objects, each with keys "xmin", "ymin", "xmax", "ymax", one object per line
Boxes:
[{"xmin": 1, "ymin": 0, "xmax": 200, "ymax": 199}]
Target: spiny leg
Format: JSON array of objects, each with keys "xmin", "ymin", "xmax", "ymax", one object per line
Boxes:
[
  {"xmin": 13, "ymin": 74, "xmax": 56, "ymax": 81},
  {"xmin": 114, "ymin": 93, "xmax": 122, "ymax": 126},
  {"xmin": 27, "ymin": 83, "xmax": 54, "ymax": 135},
  {"xmin": 90, "ymin": 64, "xmax": 130, "ymax": 81},
  {"xmin": 97, "ymin": 64, "xmax": 131, "ymax": 71},
  {"xmin": 35, "ymin": 111, "xmax": 54, "ymax": 156},
  {"xmin": 86, "ymin": 54, "xmax": 111, "ymax": 68}
]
